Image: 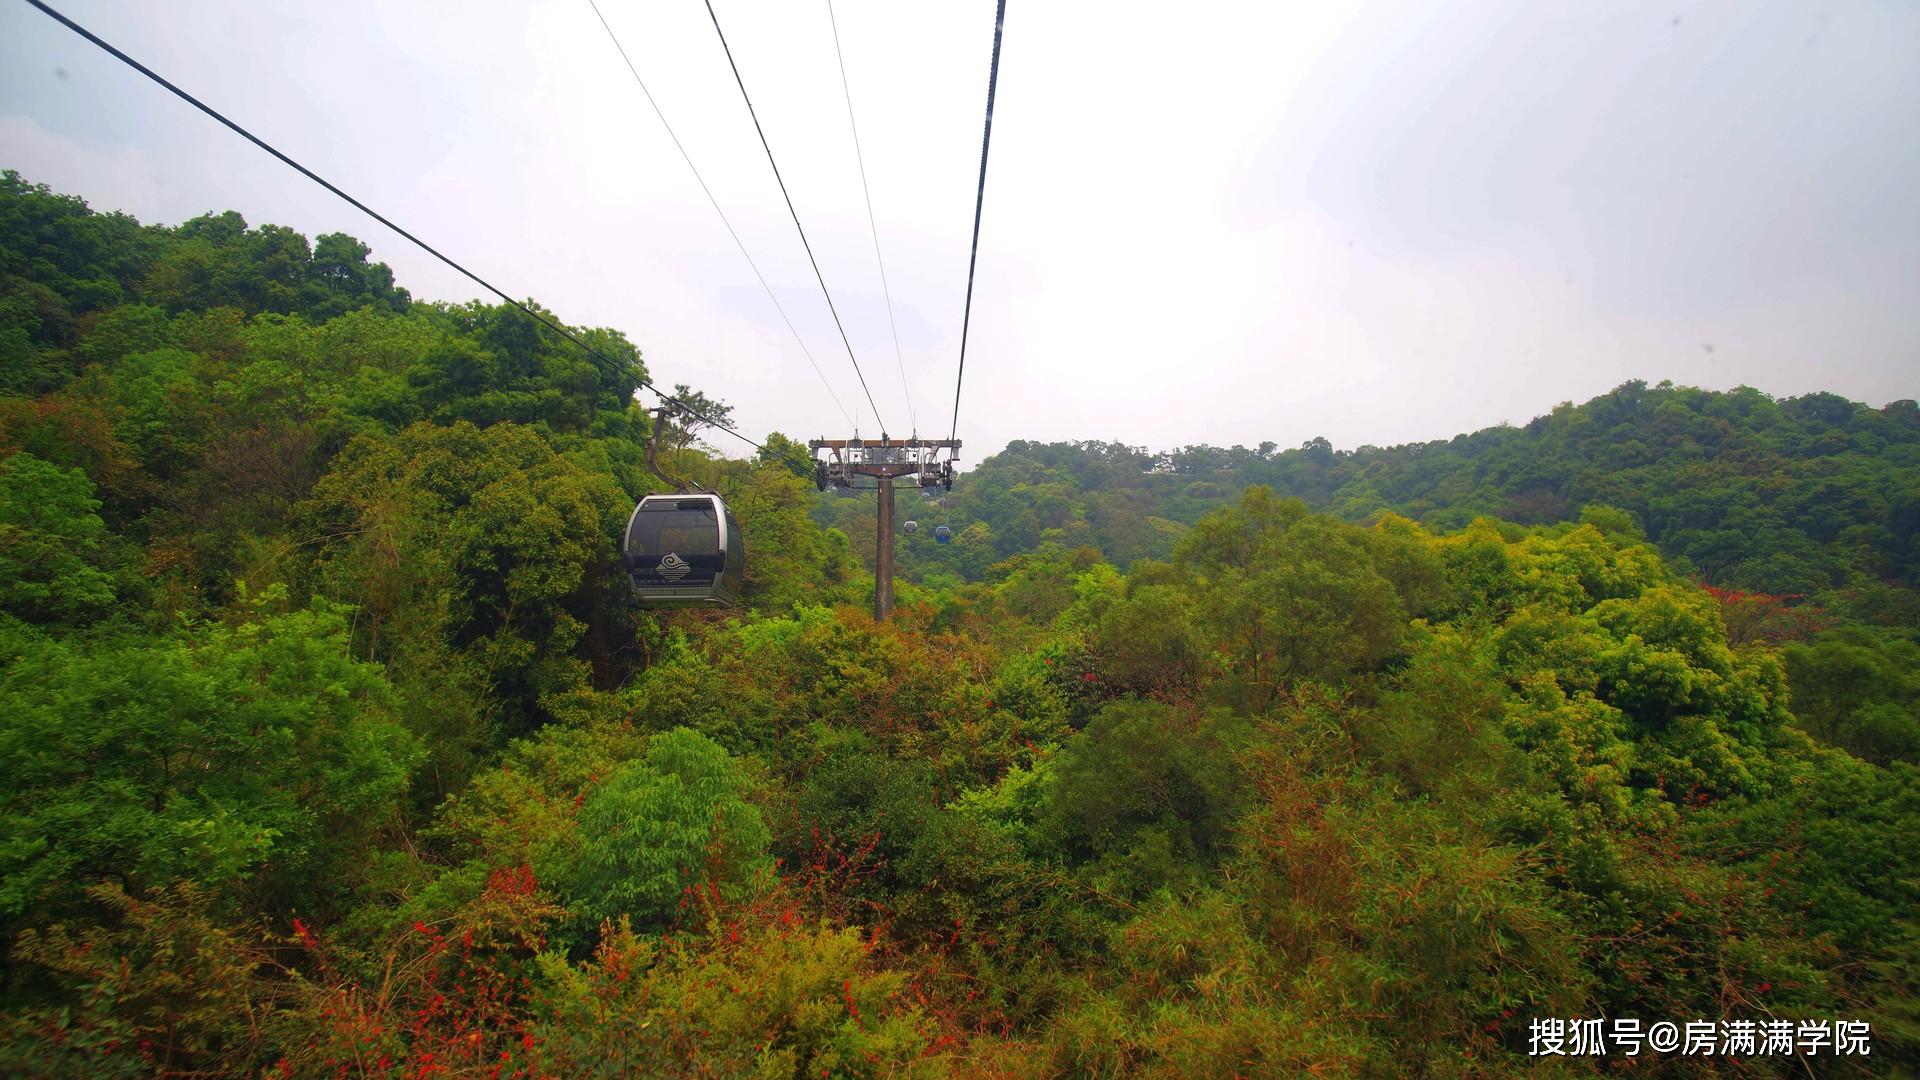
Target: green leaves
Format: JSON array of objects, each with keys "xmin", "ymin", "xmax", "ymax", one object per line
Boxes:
[
  {"xmin": 302, "ymin": 420, "xmax": 628, "ymax": 733},
  {"xmin": 531, "ymin": 915, "xmax": 930, "ymax": 1078},
  {"xmin": 0, "ymin": 605, "xmax": 419, "ymax": 921},
  {"xmin": 9, "ymin": 168, "xmax": 1920, "ymax": 1073},
  {"xmin": 0, "ymin": 451, "xmax": 119, "ymax": 622},
  {"xmin": 1176, "ymin": 489, "xmax": 1408, "ymax": 704},
  {"xmin": 566, "ymin": 729, "xmax": 770, "ymax": 928},
  {"xmin": 1785, "ymin": 628, "xmax": 1920, "ymax": 764},
  {"xmin": 1040, "ymin": 701, "xmax": 1248, "ymax": 892}
]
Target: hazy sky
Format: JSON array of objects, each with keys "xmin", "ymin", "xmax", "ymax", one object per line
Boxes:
[{"xmin": 3, "ymin": 0, "xmax": 1915, "ymax": 463}]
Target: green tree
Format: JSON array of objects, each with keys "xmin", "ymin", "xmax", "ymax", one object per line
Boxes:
[
  {"xmin": 755, "ymin": 429, "xmax": 815, "ymax": 479},
  {"xmin": 1040, "ymin": 701, "xmax": 1248, "ymax": 897},
  {"xmin": 0, "ymin": 604, "xmax": 419, "ymax": 921},
  {"xmin": 660, "ymin": 383, "xmax": 734, "ymax": 452},
  {"xmin": 566, "ymin": 728, "xmax": 771, "ymax": 928},
  {"xmin": 1179, "ymin": 489, "xmax": 1406, "ymax": 703},
  {"xmin": 301, "ymin": 420, "xmax": 629, "ymax": 734},
  {"xmin": 1785, "ymin": 629, "xmax": 1920, "ymax": 764},
  {"xmin": 0, "ymin": 451, "xmax": 118, "ymax": 622}
]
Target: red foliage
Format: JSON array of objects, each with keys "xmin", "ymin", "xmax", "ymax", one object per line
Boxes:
[
  {"xmin": 278, "ymin": 872, "xmax": 560, "ymax": 1078},
  {"xmin": 485, "ymin": 864, "xmax": 539, "ymax": 898},
  {"xmin": 1699, "ymin": 583, "xmax": 1831, "ymax": 646}
]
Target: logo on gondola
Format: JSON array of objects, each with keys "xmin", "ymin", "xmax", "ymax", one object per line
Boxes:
[{"xmin": 657, "ymin": 552, "xmax": 691, "ymax": 582}]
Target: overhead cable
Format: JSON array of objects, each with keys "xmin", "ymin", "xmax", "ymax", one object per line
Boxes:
[
  {"xmin": 585, "ymin": 0, "xmax": 852, "ymax": 432},
  {"xmin": 700, "ymin": 0, "xmax": 889, "ymax": 437},
  {"xmin": 824, "ymin": 0, "xmax": 914, "ymax": 435},
  {"xmin": 24, "ymin": 0, "xmax": 765, "ymax": 452},
  {"xmin": 949, "ymin": 0, "xmax": 1006, "ymax": 444}
]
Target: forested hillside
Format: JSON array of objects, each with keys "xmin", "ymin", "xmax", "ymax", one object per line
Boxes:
[
  {"xmin": 3, "ymin": 174, "xmax": 1916, "ymax": 1076},
  {"xmin": 833, "ymin": 384, "xmax": 1920, "ymax": 610}
]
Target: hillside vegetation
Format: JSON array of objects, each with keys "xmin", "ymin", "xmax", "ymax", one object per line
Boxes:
[
  {"xmin": 835, "ymin": 383, "xmax": 1920, "ymax": 610},
  {"xmin": 2, "ymin": 173, "xmax": 1916, "ymax": 1077}
]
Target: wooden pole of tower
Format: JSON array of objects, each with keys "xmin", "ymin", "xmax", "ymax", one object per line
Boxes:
[{"xmin": 875, "ymin": 477, "xmax": 895, "ymax": 621}]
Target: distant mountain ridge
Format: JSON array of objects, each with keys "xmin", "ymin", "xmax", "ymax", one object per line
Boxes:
[{"xmin": 843, "ymin": 381, "xmax": 1917, "ymax": 619}]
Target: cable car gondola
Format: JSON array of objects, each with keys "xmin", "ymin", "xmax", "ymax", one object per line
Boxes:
[
  {"xmin": 622, "ymin": 492, "xmax": 743, "ymax": 607},
  {"xmin": 903, "ymin": 520, "xmax": 919, "ymax": 534},
  {"xmin": 934, "ymin": 525, "xmax": 953, "ymax": 543}
]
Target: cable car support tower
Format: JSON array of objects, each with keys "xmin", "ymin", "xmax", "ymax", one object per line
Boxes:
[
  {"xmin": 810, "ymin": 437, "xmax": 958, "ymax": 621},
  {"xmin": 807, "ymin": 0, "xmax": 1003, "ymax": 624}
]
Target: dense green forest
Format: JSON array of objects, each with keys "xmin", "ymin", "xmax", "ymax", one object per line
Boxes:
[
  {"xmin": 830, "ymin": 383, "xmax": 1920, "ymax": 608},
  {"xmin": 2, "ymin": 172, "xmax": 1916, "ymax": 1077}
]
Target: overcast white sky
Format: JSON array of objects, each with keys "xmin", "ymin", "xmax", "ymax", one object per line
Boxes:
[{"xmin": 3, "ymin": 0, "xmax": 1915, "ymax": 462}]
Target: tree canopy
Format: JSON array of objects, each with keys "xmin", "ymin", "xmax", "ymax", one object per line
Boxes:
[{"xmin": 1, "ymin": 173, "xmax": 1914, "ymax": 1077}]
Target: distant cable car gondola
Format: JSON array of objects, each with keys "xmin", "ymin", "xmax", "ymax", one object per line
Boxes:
[
  {"xmin": 903, "ymin": 520, "xmax": 919, "ymax": 534},
  {"xmin": 622, "ymin": 492, "xmax": 743, "ymax": 607},
  {"xmin": 934, "ymin": 525, "xmax": 953, "ymax": 543}
]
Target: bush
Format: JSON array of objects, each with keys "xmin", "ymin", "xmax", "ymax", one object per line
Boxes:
[{"xmin": 566, "ymin": 728, "xmax": 771, "ymax": 929}]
